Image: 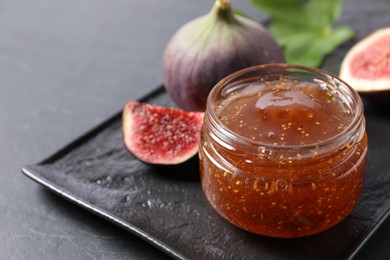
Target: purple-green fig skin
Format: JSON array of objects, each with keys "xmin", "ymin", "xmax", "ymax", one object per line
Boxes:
[{"xmin": 163, "ymin": 1, "xmax": 285, "ymax": 112}]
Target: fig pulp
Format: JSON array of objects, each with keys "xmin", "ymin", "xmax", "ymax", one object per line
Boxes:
[
  {"xmin": 340, "ymin": 27, "xmax": 390, "ymax": 94},
  {"xmin": 122, "ymin": 101, "xmax": 204, "ymax": 165},
  {"xmin": 163, "ymin": 0, "xmax": 285, "ymax": 111}
]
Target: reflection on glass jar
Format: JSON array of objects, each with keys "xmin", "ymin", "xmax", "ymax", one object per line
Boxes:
[{"xmin": 199, "ymin": 64, "xmax": 368, "ymax": 238}]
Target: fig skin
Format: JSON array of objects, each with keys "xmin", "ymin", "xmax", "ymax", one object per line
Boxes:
[
  {"xmin": 122, "ymin": 101, "xmax": 204, "ymax": 165},
  {"xmin": 163, "ymin": 0, "xmax": 285, "ymax": 111},
  {"xmin": 339, "ymin": 27, "xmax": 390, "ymax": 95}
]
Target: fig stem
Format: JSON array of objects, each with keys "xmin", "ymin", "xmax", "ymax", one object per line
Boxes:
[{"xmin": 212, "ymin": 0, "xmax": 236, "ymax": 23}]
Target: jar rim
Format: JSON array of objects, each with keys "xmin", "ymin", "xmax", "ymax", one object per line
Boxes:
[{"xmin": 206, "ymin": 64, "xmax": 364, "ymax": 151}]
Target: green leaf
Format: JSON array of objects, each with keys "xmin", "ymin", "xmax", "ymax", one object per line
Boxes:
[
  {"xmin": 251, "ymin": 0, "xmax": 309, "ymax": 27},
  {"xmin": 305, "ymin": 0, "xmax": 342, "ymax": 28},
  {"xmin": 250, "ymin": 0, "xmax": 354, "ymax": 67}
]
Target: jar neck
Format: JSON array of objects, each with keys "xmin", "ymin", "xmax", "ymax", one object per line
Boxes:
[
  {"xmin": 205, "ymin": 111, "xmax": 364, "ymax": 163},
  {"xmin": 204, "ymin": 64, "xmax": 365, "ymax": 161}
]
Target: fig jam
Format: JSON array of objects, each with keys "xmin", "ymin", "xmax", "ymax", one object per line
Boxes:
[{"xmin": 199, "ymin": 65, "xmax": 368, "ymax": 238}]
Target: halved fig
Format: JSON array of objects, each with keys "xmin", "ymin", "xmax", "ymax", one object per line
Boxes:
[
  {"xmin": 339, "ymin": 27, "xmax": 390, "ymax": 94},
  {"xmin": 122, "ymin": 101, "xmax": 204, "ymax": 165}
]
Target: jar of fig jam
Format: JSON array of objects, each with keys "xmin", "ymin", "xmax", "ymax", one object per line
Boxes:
[{"xmin": 199, "ymin": 64, "xmax": 368, "ymax": 238}]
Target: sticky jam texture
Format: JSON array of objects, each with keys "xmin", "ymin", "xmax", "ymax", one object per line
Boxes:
[
  {"xmin": 200, "ymin": 78, "xmax": 368, "ymax": 238},
  {"xmin": 218, "ymin": 78, "xmax": 353, "ymax": 145}
]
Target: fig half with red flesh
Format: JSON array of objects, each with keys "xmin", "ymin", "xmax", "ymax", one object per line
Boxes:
[
  {"xmin": 122, "ymin": 101, "xmax": 204, "ymax": 165},
  {"xmin": 340, "ymin": 27, "xmax": 390, "ymax": 94}
]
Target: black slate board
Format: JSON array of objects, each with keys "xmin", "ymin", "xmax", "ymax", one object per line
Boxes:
[{"xmin": 21, "ymin": 83, "xmax": 390, "ymax": 260}]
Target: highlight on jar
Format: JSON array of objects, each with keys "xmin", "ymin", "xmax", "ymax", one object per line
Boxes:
[{"xmin": 199, "ymin": 64, "xmax": 368, "ymax": 238}]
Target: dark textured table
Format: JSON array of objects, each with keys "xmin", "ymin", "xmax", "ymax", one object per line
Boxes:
[{"xmin": 1, "ymin": 0, "xmax": 389, "ymax": 259}]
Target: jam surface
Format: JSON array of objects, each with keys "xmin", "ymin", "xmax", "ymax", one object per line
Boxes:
[
  {"xmin": 200, "ymin": 78, "xmax": 368, "ymax": 238},
  {"xmin": 217, "ymin": 79, "xmax": 353, "ymax": 145}
]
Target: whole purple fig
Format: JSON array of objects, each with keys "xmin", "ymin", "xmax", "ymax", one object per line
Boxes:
[{"xmin": 163, "ymin": 0, "xmax": 285, "ymax": 111}]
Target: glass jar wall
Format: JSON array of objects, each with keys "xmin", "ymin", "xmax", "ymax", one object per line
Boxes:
[{"xmin": 199, "ymin": 64, "xmax": 368, "ymax": 238}]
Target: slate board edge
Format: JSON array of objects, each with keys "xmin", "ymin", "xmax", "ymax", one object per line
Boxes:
[
  {"xmin": 348, "ymin": 204, "xmax": 390, "ymax": 260},
  {"xmin": 20, "ymin": 166, "xmax": 186, "ymax": 260}
]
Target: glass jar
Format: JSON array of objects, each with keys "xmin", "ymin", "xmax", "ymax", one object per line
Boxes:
[{"xmin": 199, "ymin": 64, "xmax": 368, "ymax": 238}]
